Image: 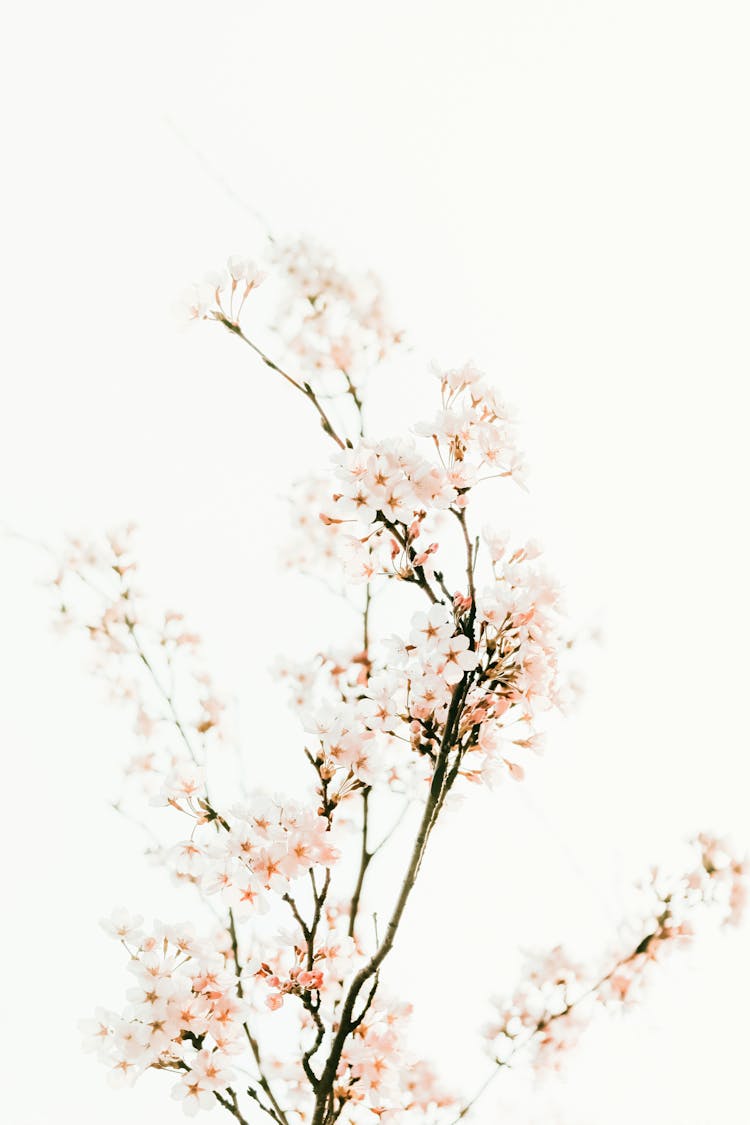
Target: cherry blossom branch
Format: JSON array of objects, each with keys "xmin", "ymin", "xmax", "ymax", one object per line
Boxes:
[
  {"xmin": 214, "ymin": 1088, "xmax": 250, "ymax": 1125},
  {"xmin": 454, "ymin": 507, "xmax": 478, "ymax": 610},
  {"xmin": 282, "ymin": 891, "xmax": 311, "ymax": 943},
  {"xmin": 311, "ymin": 668, "xmax": 472, "ymax": 1125},
  {"xmin": 219, "ymin": 318, "xmax": 347, "ymax": 450},
  {"xmin": 245, "ymin": 1086, "xmax": 286, "ymax": 1125},
  {"xmin": 362, "ymin": 583, "xmax": 371, "ymax": 654},
  {"xmin": 347, "ymin": 792, "xmax": 412, "ymax": 942},
  {"xmin": 342, "ymin": 369, "xmax": 364, "ymax": 436},
  {"xmin": 70, "ymin": 245, "xmax": 744, "ymax": 1125},
  {"xmin": 377, "ymin": 513, "xmax": 441, "ymax": 604},
  {"xmin": 125, "ymin": 621, "xmax": 201, "ymax": 766},
  {"xmin": 450, "ymin": 949, "xmax": 630, "ymax": 1125},
  {"xmin": 454, "ymin": 842, "xmax": 748, "ymax": 1123},
  {"xmin": 347, "ymin": 788, "xmax": 371, "ymax": 939},
  {"xmin": 227, "ymin": 909, "xmax": 289, "ymax": 1125}
]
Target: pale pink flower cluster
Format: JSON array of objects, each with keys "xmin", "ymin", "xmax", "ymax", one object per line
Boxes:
[
  {"xmin": 337, "ymin": 996, "xmax": 453, "ymax": 1120},
  {"xmin": 485, "ymin": 945, "xmax": 589, "ymax": 1070},
  {"xmin": 277, "ymin": 552, "xmax": 562, "ymax": 794},
  {"xmin": 167, "ymin": 796, "xmax": 341, "ymax": 925},
  {"xmin": 416, "ymin": 363, "xmax": 527, "ymax": 486},
  {"xmin": 485, "ymin": 834, "xmax": 749, "ymax": 1073},
  {"xmin": 323, "ymin": 436, "xmax": 457, "ymax": 586},
  {"xmin": 82, "ymin": 920, "xmax": 245, "ymax": 1112},
  {"xmin": 257, "ymin": 903, "xmax": 359, "ymax": 1014},
  {"xmin": 280, "ymin": 475, "xmax": 349, "ymax": 586},
  {"xmin": 276, "ymin": 646, "xmax": 420, "ymax": 793},
  {"xmin": 268, "ymin": 236, "xmax": 402, "ymax": 385},
  {"xmin": 311, "ymin": 367, "xmax": 525, "ymax": 595},
  {"xmin": 52, "ymin": 526, "xmax": 225, "ymax": 799}
]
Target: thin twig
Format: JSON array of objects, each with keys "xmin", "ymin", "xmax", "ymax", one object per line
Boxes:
[
  {"xmin": 227, "ymin": 910, "xmax": 289, "ymax": 1125},
  {"xmin": 347, "ymin": 788, "xmax": 372, "ymax": 939},
  {"xmin": 219, "ymin": 319, "xmax": 346, "ymax": 450}
]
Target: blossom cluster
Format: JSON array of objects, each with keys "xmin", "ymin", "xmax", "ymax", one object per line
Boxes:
[
  {"xmin": 87, "ymin": 901, "xmax": 453, "ymax": 1122},
  {"xmin": 185, "ymin": 239, "xmax": 401, "ymax": 430},
  {"xmin": 82, "ymin": 919, "xmax": 245, "ymax": 1111},
  {"xmin": 484, "ymin": 833, "xmax": 749, "ymax": 1073},
  {"xmin": 166, "ymin": 794, "xmax": 341, "ymax": 924},
  {"xmin": 52, "ymin": 526, "xmax": 225, "ymax": 799},
  {"xmin": 337, "ymin": 996, "xmax": 453, "ymax": 1119},
  {"xmin": 185, "ymin": 255, "xmax": 267, "ymax": 326},
  {"xmin": 268, "ymin": 236, "xmax": 402, "ymax": 387},
  {"xmin": 277, "ymin": 539, "xmax": 562, "ymax": 798},
  {"xmin": 319, "ymin": 367, "xmax": 526, "ymax": 584}
]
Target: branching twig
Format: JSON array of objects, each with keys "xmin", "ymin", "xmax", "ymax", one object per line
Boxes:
[{"xmin": 227, "ymin": 910, "xmax": 290, "ymax": 1125}]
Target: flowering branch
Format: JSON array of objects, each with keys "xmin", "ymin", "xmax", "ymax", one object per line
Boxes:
[
  {"xmin": 218, "ymin": 316, "xmax": 347, "ymax": 451},
  {"xmin": 46, "ymin": 238, "xmax": 746, "ymax": 1125},
  {"xmin": 455, "ymin": 832, "xmax": 749, "ymax": 1121}
]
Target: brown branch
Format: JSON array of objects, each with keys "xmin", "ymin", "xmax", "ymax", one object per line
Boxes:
[
  {"xmin": 362, "ymin": 583, "xmax": 371, "ymax": 654},
  {"xmin": 307, "ymin": 867, "xmax": 331, "ymax": 968},
  {"xmin": 347, "ymin": 788, "xmax": 372, "ymax": 939},
  {"xmin": 310, "ymin": 670, "xmax": 472, "ymax": 1125},
  {"xmin": 245, "ymin": 1086, "xmax": 286, "ymax": 1125},
  {"xmin": 454, "ymin": 507, "xmax": 477, "ymax": 608},
  {"xmin": 378, "ymin": 514, "xmax": 441, "ymax": 605},
  {"xmin": 220, "ymin": 319, "xmax": 346, "ymax": 450},
  {"xmin": 299, "ymin": 992, "xmax": 327, "ymax": 1089},
  {"xmin": 283, "ymin": 892, "xmax": 311, "ymax": 943},
  {"xmin": 342, "ymin": 369, "xmax": 365, "ymax": 436},
  {"xmin": 214, "ymin": 1088, "xmax": 250, "ymax": 1125}
]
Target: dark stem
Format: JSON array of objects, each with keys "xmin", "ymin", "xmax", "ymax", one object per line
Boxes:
[
  {"xmin": 310, "ymin": 672, "xmax": 470, "ymax": 1125},
  {"xmin": 347, "ymin": 788, "xmax": 372, "ymax": 939},
  {"xmin": 214, "ymin": 1088, "xmax": 250, "ymax": 1124}
]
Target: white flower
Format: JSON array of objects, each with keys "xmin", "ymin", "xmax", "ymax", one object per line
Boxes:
[
  {"xmin": 440, "ymin": 634, "xmax": 480, "ymax": 685},
  {"xmin": 100, "ymin": 908, "xmax": 144, "ymax": 945},
  {"xmin": 409, "ymin": 604, "xmax": 453, "ymax": 652}
]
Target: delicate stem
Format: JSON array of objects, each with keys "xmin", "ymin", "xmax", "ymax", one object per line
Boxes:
[
  {"xmin": 227, "ymin": 910, "xmax": 289, "ymax": 1125},
  {"xmin": 220, "ymin": 319, "xmax": 346, "ymax": 450},
  {"xmin": 347, "ymin": 788, "xmax": 372, "ymax": 939},
  {"xmin": 311, "ymin": 670, "xmax": 471, "ymax": 1125},
  {"xmin": 454, "ymin": 507, "xmax": 477, "ymax": 608},
  {"xmin": 342, "ymin": 369, "xmax": 365, "ymax": 437},
  {"xmin": 214, "ymin": 1088, "xmax": 250, "ymax": 1125},
  {"xmin": 378, "ymin": 514, "xmax": 440, "ymax": 605},
  {"xmin": 307, "ymin": 867, "xmax": 331, "ymax": 969},
  {"xmin": 362, "ymin": 583, "xmax": 371, "ymax": 654},
  {"xmin": 126, "ymin": 622, "xmax": 201, "ymax": 766},
  {"xmin": 283, "ymin": 891, "xmax": 311, "ymax": 942}
]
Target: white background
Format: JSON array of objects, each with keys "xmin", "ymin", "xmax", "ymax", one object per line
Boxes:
[{"xmin": 2, "ymin": 2, "xmax": 749, "ymax": 1122}]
